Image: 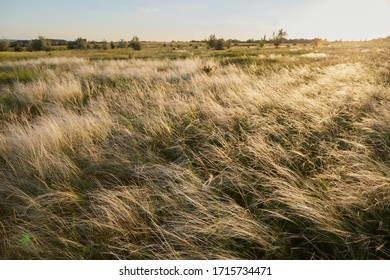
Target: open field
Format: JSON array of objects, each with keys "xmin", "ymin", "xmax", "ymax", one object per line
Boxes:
[{"xmin": 0, "ymin": 43, "xmax": 390, "ymax": 259}]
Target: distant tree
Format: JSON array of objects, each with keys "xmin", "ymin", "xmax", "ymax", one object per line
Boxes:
[
  {"xmin": 215, "ymin": 38, "xmax": 225, "ymax": 50},
  {"xmin": 207, "ymin": 35, "xmax": 227, "ymax": 50},
  {"xmin": 51, "ymin": 39, "xmax": 67, "ymax": 46},
  {"xmin": 226, "ymin": 39, "xmax": 232, "ymax": 49},
  {"xmin": 272, "ymin": 29, "xmax": 287, "ymax": 48},
  {"xmin": 259, "ymin": 34, "xmax": 267, "ymax": 48},
  {"xmin": 0, "ymin": 39, "xmax": 10, "ymax": 51},
  {"xmin": 110, "ymin": 41, "xmax": 116, "ymax": 49},
  {"xmin": 28, "ymin": 36, "xmax": 52, "ymax": 51},
  {"xmin": 92, "ymin": 41, "xmax": 102, "ymax": 49},
  {"xmin": 129, "ymin": 36, "xmax": 142, "ymax": 51},
  {"xmin": 70, "ymin": 37, "xmax": 88, "ymax": 49},
  {"xmin": 207, "ymin": 34, "xmax": 217, "ymax": 49},
  {"xmin": 27, "ymin": 41, "xmax": 33, "ymax": 51},
  {"xmin": 13, "ymin": 42, "xmax": 23, "ymax": 52},
  {"xmin": 118, "ymin": 39, "xmax": 128, "ymax": 48},
  {"xmin": 101, "ymin": 40, "xmax": 109, "ymax": 50}
]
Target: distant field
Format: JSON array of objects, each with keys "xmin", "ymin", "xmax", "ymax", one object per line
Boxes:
[
  {"xmin": 0, "ymin": 42, "xmax": 389, "ymax": 259},
  {"xmin": 0, "ymin": 40, "xmax": 387, "ymax": 61}
]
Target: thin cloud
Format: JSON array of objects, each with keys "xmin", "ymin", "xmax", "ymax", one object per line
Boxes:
[
  {"xmin": 138, "ymin": 7, "xmax": 160, "ymax": 14},
  {"xmin": 226, "ymin": 20, "xmax": 252, "ymax": 26}
]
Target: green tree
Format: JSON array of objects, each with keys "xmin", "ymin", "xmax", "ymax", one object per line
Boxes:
[
  {"xmin": 226, "ymin": 39, "xmax": 232, "ymax": 49},
  {"xmin": 13, "ymin": 42, "xmax": 23, "ymax": 52},
  {"xmin": 28, "ymin": 36, "xmax": 52, "ymax": 51},
  {"xmin": 118, "ymin": 39, "xmax": 128, "ymax": 48},
  {"xmin": 207, "ymin": 35, "xmax": 227, "ymax": 50},
  {"xmin": 99, "ymin": 40, "xmax": 108, "ymax": 50},
  {"xmin": 110, "ymin": 41, "xmax": 116, "ymax": 49},
  {"xmin": 207, "ymin": 34, "xmax": 217, "ymax": 49},
  {"xmin": 92, "ymin": 41, "xmax": 102, "ymax": 49},
  {"xmin": 215, "ymin": 39, "xmax": 225, "ymax": 50},
  {"xmin": 0, "ymin": 39, "xmax": 10, "ymax": 51},
  {"xmin": 129, "ymin": 36, "xmax": 142, "ymax": 51},
  {"xmin": 74, "ymin": 37, "xmax": 88, "ymax": 49},
  {"xmin": 272, "ymin": 29, "xmax": 287, "ymax": 48}
]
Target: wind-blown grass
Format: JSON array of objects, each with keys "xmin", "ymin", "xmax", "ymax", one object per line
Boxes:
[{"xmin": 0, "ymin": 48, "xmax": 389, "ymax": 259}]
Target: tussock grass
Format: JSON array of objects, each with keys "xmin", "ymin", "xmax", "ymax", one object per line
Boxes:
[{"xmin": 0, "ymin": 46, "xmax": 389, "ymax": 259}]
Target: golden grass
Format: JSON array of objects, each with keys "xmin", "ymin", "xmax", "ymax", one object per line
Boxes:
[{"xmin": 0, "ymin": 44, "xmax": 389, "ymax": 259}]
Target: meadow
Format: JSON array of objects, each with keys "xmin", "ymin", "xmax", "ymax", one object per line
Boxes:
[{"xmin": 0, "ymin": 42, "xmax": 389, "ymax": 259}]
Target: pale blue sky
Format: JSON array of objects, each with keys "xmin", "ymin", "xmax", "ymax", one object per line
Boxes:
[{"xmin": 1, "ymin": 0, "xmax": 389, "ymax": 41}]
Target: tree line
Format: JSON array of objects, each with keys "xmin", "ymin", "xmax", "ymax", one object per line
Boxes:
[
  {"xmin": 0, "ymin": 29, "xmax": 330, "ymax": 52},
  {"xmin": 0, "ymin": 36, "xmax": 142, "ymax": 52},
  {"xmin": 67, "ymin": 37, "xmax": 141, "ymax": 50},
  {"xmin": 206, "ymin": 29, "xmax": 289, "ymax": 50}
]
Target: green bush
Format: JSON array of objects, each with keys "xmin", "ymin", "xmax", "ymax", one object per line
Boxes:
[
  {"xmin": 74, "ymin": 38, "xmax": 88, "ymax": 49},
  {"xmin": 129, "ymin": 36, "xmax": 142, "ymax": 51},
  {"xmin": 13, "ymin": 42, "xmax": 23, "ymax": 52},
  {"xmin": 0, "ymin": 39, "xmax": 10, "ymax": 51},
  {"xmin": 118, "ymin": 39, "xmax": 128, "ymax": 48},
  {"xmin": 259, "ymin": 35, "xmax": 267, "ymax": 48},
  {"xmin": 28, "ymin": 36, "xmax": 52, "ymax": 51},
  {"xmin": 207, "ymin": 35, "xmax": 226, "ymax": 50},
  {"xmin": 272, "ymin": 29, "xmax": 287, "ymax": 48},
  {"xmin": 207, "ymin": 35, "xmax": 217, "ymax": 49},
  {"xmin": 215, "ymin": 39, "xmax": 225, "ymax": 50},
  {"xmin": 92, "ymin": 41, "xmax": 102, "ymax": 49}
]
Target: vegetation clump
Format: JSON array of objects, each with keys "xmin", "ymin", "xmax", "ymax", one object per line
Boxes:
[
  {"xmin": 27, "ymin": 36, "xmax": 52, "ymax": 51},
  {"xmin": 207, "ymin": 35, "xmax": 226, "ymax": 50},
  {"xmin": 129, "ymin": 36, "xmax": 142, "ymax": 51},
  {"xmin": 272, "ymin": 29, "xmax": 288, "ymax": 48},
  {"xmin": 0, "ymin": 39, "xmax": 10, "ymax": 51}
]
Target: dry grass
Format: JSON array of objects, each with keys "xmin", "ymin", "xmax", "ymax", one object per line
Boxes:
[{"xmin": 0, "ymin": 45, "xmax": 389, "ymax": 259}]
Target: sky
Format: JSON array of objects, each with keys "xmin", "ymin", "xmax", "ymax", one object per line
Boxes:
[{"xmin": 1, "ymin": 0, "xmax": 390, "ymax": 41}]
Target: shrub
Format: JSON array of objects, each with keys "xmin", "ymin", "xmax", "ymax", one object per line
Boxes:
[
  {"xmin": 207, "ymin": 35, "xmax": 217, "ymax": 49},
  {"xmin": 259, "ymin": 35, "xmax": 267, "ymax": 48},
  {"xmin": 74, "ymin": 38, "xmax": 88, "ymax": 49},
  {"xmin": 93, "ymin": 42, "xmax": 102, "ymax": 49},
  {"xmin": 0, "ymin": 39, "xmax": 10, "ymax": 51},
  {"xmin": 67, "ymin": 42, "xmax": 74, "ymax": 49},
  {"xmin": 226, "ymin": 39, "xmax": 232, "ymax": 49},
  {"xmin": 118, "ymin": 39, "xmax": 128, "ymax": 48},
  {"xmin": 201, "ymin": 61, "xmax": 218, "ymax": 74},
  {"xmin": 101, "ymin": 40, "xmax": 109, "ymax": 50},
  {"xmin": 129, "ymin": 36, "xmax": 142, "ymax": 51},
  {"xmin": 202, "ymin": 64, "xmax": 214, "ymax": 74},
  {"xmin": 28, "ymin": 36, "xmax": 52, "ymax": 51},
  {"xmin": 207, "ymin": 35, "xmax": 226, "ymax": 50},
  {"xmin": 13, "ymin": 42, "xmax": 23, "ymax": 52},
  {"xmin": 272, "ymin": 29, "xmax": 287, "ymax": 48},
  {"xmin": 215, "ymin": 39, "xmax": 225, "ymax": 50}
]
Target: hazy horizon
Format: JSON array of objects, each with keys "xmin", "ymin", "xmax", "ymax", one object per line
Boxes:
[{"xmin": 1, "ymin": 0, "xmax": 390, "ymax": 42}]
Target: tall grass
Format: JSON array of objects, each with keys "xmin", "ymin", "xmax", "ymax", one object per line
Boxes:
[{"xmin": 0, "ymin": 47, "xmax": 389, "ymax": 259}]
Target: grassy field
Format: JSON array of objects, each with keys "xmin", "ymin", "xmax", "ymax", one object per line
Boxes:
[{"xmin": 0, "ymin": 42, "xmax": 389, "ymax": 259}]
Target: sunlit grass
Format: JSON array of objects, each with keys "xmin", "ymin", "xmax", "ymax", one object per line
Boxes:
[{"xmin": 0, "ymin": 42, "xmax": 389, "ymax": 259}]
